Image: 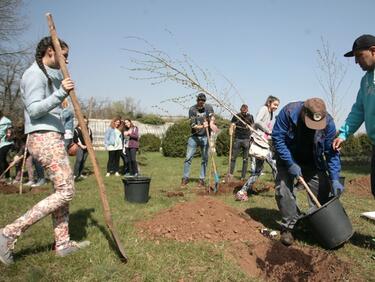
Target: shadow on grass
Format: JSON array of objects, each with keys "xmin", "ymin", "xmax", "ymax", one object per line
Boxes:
[
  {"xmin": 70, "ymin": 208, "xmax": 124, "ymax": 258},
  {"xmin": 349, "ymin": 231, "xmax": 375, "ymax": 250},
  {"xmin": 16, "ymin": 208, "xmax": 123, "ymax": 259}
]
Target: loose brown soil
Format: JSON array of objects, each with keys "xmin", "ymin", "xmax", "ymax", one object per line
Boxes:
[
  {"xmin": 0, "ymin": 182, "xmax": 47, "ymax": 194},
  {"xmin": 137, "ymin": 197, "xmax": 354, "ymax": 281},
  {"xmin": 346, "ymin": 176, "xmax": 373, "ymax": 198}
]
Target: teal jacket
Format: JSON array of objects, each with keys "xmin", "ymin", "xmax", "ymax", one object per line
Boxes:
[
  {"xmin": 21, "ymin": 62, "xmax": 68, "ymax": 134},
  {"xmin": 0, "ymin": 116, "xmax": 13, "ymax": 149},
  {"xmin": 338, "ymin": 69, "xmax": 375, "ymax": 144}
]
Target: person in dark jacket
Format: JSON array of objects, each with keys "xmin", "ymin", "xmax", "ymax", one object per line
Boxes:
[
  {"xmin": 123, "ymin": 119, "xmax": 139, "ymax": 176},
  {"xmin": 229, "ymin": 104, "xmax": 254, "ymax": 180},
  {"xmin": 272, "ymin": 98, "xmax": 343, "ymax": 246},
  {"xmin": 73, "ymin": 116, "xmax": 92, "ymax": 180}
]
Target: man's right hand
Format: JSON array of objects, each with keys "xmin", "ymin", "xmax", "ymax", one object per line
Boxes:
[
  {"xmin": 288, "ymin": 163, "xmax": 302, "ymax": 178},
  {"xmin": 332, "ymin": 137, "xmax": 344, "ymax": 151}
]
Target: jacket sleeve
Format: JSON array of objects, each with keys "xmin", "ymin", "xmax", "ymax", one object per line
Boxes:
[
  {"xmin": 271, "ymin": 107, "xmax": 295, "ymax": 167},
  {"xmin": 324, "ymin": 119, "xmax": 341, "ymax": 181},
  {"xmin": 104, "ymin": 128, "xmax": 115, "ymax": 147},
  {"xmin": 338, "ymin": 85, "xmax": 364, "ymax": 140},
  {"xmin": 73, "ymin": 128, "xmax": 79, "ymax": 143},
  {"xmin": 255, "ymin": 106, "xmax": 271, "ymax": 134},
  {"xmin": 22, "ymin": 72, "xmax": 68, "ymax": 119},
  {"xmin": 129, "ymin": 127, "xmax": 139, "ymax": 140}
]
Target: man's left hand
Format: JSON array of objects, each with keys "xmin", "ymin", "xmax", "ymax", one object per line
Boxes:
[{"xmin": 332, "ymin": 180, "xmax": 344, "ymax": 196}]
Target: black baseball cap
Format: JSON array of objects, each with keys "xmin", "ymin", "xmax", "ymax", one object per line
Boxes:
[
  {"xmin": 197, "ymin": 93, "xmax": 206, "ymax": 101},
  {"xmin": 344, "ymin": 34, "xmax": 375, "ymax": 57}
]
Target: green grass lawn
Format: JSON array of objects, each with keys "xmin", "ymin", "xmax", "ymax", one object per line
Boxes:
[{"xmin": 0, "ymin": 152, "xmax": 374, "ymax": 281}]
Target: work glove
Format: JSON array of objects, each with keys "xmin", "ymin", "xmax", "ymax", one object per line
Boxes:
[
  {"xmin": 287, "ymin": 163, "xmax": 302, "ymax": 178},
  {"xmin": 331, "ymin": 180, "xmax": 344, "ymax": 197}
]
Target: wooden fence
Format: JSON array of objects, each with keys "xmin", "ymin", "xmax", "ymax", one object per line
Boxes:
[{"xmin": 78, "ymin": 119, "xmax": 174, "ymax": 150}]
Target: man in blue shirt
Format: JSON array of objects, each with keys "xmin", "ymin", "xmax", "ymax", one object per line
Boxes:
[
  {"xmin": 333, "ymin": 34, "xmax": 375, "ymax": 199},
  {"xmin": 272, "ymin": 98, "xmax": 342, "ymax": 246}
]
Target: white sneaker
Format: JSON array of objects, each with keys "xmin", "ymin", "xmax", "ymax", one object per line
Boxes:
[
  {"xmin": 105, "ymin": 173, "xmax": 110, "ymax": 177},
  {"xmin": 115, "ymin": 172, "xmax": 120, "ymax": 177},
  {"xmin": 80, "ymin": 174, "xmax": 87, "ymax": 179},
  {"xmin": 31, "ymin": 179, "xmax": 46, "ymax": 187},
  {"xmin": 24, "ymin": 180, "xmax": 35, "ymax": 186}
]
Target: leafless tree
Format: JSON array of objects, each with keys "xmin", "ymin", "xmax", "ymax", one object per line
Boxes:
[
  {"xmin": 316, "ymin": 37, "xmax": 349, "ymax": 123},
  {"xmin": 0, "ymin": 52, "xmax": 32, "ymax": 120},
  {"xmin": 0, "ymin": 0, "xmax": 27, "ymax": 57},
  {"xmin": 124, "ymin": 37, "xmax": 241, "ymax": 118}
]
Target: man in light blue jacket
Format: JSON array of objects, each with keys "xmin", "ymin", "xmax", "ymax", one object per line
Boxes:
[{"xmin": 333, "ymin": 34, "xmax": 375, "ymax": 199}]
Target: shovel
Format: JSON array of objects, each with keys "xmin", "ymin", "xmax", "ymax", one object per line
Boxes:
[
  {"xmin": 298, "ymin": 176, "xmax": 322, "ymax": 208},
  {"xmin": 224, "ymin": 124, "xmax": 235, "ymax": 183},
  {"xmin": 0, "ymin": 155, "xmax": 23, "ymax": 181},
  {"xmin": 206, "ymin": 127, "xmax": 219, "ymax": 193}
]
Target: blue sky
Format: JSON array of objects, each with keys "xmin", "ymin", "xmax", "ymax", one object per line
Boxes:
[{"xmin": 20, "ymin": 0, "xmax": 373, "ymax": 122}]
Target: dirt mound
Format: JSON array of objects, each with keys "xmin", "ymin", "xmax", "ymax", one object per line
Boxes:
[
  {"xmin": 137, "ymin": 197, "xmax": 353, "ymax": 281},
  {"xmin": 0, "ymin": 182, "xmax": 47, "ymax": 194},
  {"xmin": 346, "ymin": 176, "xmax": 373, "ymax": 198}
]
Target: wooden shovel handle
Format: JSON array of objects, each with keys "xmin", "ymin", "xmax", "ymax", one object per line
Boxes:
[
  {"xmin": 298, "ymin": 177, "xmax": 322, "ymax": 208},
  {"xmin": 46, "ymin": 13, "xmax": 128, "ymax": 262}
]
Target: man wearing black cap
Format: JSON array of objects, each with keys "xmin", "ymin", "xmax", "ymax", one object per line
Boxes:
[
  {"xmin": 272, "ymin": 98, "xmax": 342, "ymax": 246},
  {"xmin": 333, "ymin": 34, "xmax": 375, "ymax": 199},
  {"xmin": 229, "ymin": 104, "xmax": 254, "ymax": 180},
  {"xmin": 181, "ymin": 93, "xmax": 215, "ymax": 187}
]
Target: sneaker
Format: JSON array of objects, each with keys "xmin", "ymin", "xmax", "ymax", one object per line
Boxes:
[
  {"xmin": 24, "ymin": 180, "xmax": 35, "ymax": 186},
  {"xmin": 31, "ymin": 178, "xmax": 46, "ymax": 187},
  {"xmin": 115, "ymin": 172, "xmax": 120, "ymax": 177},
  {"xmin": 56, "ymin": 240, "xmax": 90, "ymax": 257},
  {"xmin": 280, "ymin": 229, "xmax": 294, "ymax": 246},
  {"xmin": 181, "ymin": 178, "xmax": 189, "ymax": 187},
  {"xmin": 105, "ymin": 173, "xmax": 110, "ymax": 177},
  {"xmin": 235, "ymin": 190, "xmax": 249, "ymax": 201},
  {"xmin": 0, "ymin": 229, "xmax": 14, "ymax": 266},
  {"xmin": 79, "ymin": 174, "xmax": 87, "ymax": 179}
]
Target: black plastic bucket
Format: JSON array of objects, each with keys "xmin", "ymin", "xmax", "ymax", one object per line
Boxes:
[
  {"xmin": 306, "ymin": 196, "xmax": 353, "ymax": 249},
  {"xmin": 122, "ymin": 176, "xmax": 151, "ymax": 203}
]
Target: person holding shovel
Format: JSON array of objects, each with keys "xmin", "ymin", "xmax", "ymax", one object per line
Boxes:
[
  {"xmin": 181, "ymin": 93, "xmax": 215, "ymax": 187},
  {"xmin": 333, "ymin": 34, "xmax": 375, "ymax": 199},
  {"xmin": 228, "ymin": 104, "xmax": 254, "ymax": 181},
  {"xmin": 272, "ymin": 98, "xmax": 342, "ymax": 246},
  {"xmin": 0, "ymin": 36, "xmax": 89, "ymax": 266}
]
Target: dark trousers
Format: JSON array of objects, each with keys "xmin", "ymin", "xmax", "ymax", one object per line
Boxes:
[
  {"xmin": 107, "ymin": 150, "xmax": 121, "ymax": 174},
  {"xmin": 0, "ymin": 144, "xmax": 13, "ymax": 178},
  {"xmin": 371, "ymin": 145, "xmax": 375, "ymax": 197},
  {"xmin": 120, "ymin": 152, "xmax": 129, "ymax": 174},
  {"xmin": 230, "ymin": 138, "xmax": 250, "ymax": 178},
  {"xmin": 125, "ymin": 148, "xmax": 138, "ymax": 175},
  {"xmin": 275, "ymin": 164, "xmax": 331, "ymax": 230},
  {"xmin": 73, "ymin": 148, "xmax": 88, "ymax": 177}
]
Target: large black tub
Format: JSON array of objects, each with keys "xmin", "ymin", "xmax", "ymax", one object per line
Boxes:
[
  {"xmin": 122, "ymin": 176, "xmax": 151, "ymax": 203},
  {"xmin": 306, "ymin": 196, "xmax": 353, "ymax": 249}
]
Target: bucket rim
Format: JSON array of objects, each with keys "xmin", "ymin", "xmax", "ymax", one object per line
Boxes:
[{"xmin": 305, "ymin": 196, "xmax": 340, "ymax": 218}]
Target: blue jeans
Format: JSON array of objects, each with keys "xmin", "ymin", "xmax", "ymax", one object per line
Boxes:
[{"xmin": 183, "ymin": 136, "xmax": 209, "ymax": 180}]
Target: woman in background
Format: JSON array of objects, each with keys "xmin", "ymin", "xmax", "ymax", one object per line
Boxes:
[
  {"xmin": 104, "ymin": 117, "xmax": 122, "ymax": 176},
  {"xmin": 123, "ymin": 119, "xmax": 139, "ymax": 176}
]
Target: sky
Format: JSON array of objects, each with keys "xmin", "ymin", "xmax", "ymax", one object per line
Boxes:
[{"xmin": 19, "ymin": 0, "xmax": 374, "ymax": 123}]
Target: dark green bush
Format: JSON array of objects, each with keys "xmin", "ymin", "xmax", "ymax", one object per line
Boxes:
[
  {"xmin": 341, "ymin": 133, "xmax": 372, "ymax": 157},
  {"xmin": 137, "ymin": 114, "xmax": 165, "ymax": 125},
  {"xmin": 139, "ymin": 133, "xmax": 161, "ymax": 152},
  {"xmin": 162, "ymin": 120, "xmax": 191, "ymax": 157},
  {"xmin": 216, "ymin": 128, "xmax": 230, "ymax": 156}
]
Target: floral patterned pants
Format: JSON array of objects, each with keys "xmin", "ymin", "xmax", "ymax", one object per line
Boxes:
[{"xmin": 3, "ymin": 132, "xmax": 75, "ymax": 250}]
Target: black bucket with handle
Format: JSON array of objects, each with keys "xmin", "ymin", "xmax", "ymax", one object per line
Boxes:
[
  {"xmin": 306, "ymin": 195, "xmax": 353, "ymax": 249},
  {"xmin": 122, "ymin": 176, "xmax": 151, "ymax": 203}
]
